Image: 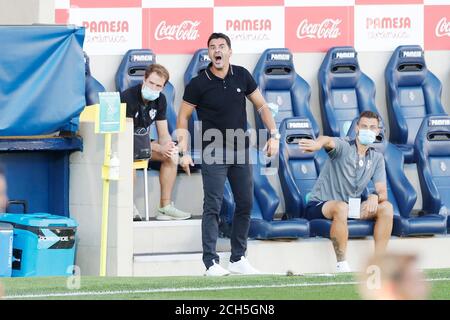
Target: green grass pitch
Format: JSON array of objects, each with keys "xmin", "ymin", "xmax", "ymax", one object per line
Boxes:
[{"xmin": 1, "ymin": 269, "xmax": 450, "ymax": 300}]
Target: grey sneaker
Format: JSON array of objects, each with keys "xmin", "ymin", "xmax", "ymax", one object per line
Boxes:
[{"xmin": 156, "ymin": 202, "xmax": 191, "ymax": 220}]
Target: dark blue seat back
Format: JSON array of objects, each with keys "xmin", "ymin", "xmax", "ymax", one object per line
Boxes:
[
  {"xmin": 385, "ymin": 45, "xmax": 446, "ymax": 148},
  {"xmin": 318, "ymin": 46, "xmax": 379, "ymax": 138},
  {"xmin": 415, "ymin": 116, "xmax": 450, "ymax": 215},
  {"xmin": 115, "ymin": 49, "xmax": 177, "ymax": 138},
  {"xmin": 84, "ymin": 52, "xmax": 105, "ymax": 105},
  {"xmin": 183, "ymin": 49, "xmax": 210, "ymax": 153},
  {"xmin": 253, "ymin": 48, "xmax": 319, "ymax": 138},
  {"xmin": 278, "ymin": 117, "xmax": 328, "ymax": 219}
]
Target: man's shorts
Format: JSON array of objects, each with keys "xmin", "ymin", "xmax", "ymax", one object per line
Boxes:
[{"xmin": 305, "ymin": 201, "xmax": 327, "ymax": 220}]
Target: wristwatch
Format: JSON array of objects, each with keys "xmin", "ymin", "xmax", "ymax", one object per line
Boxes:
[
  {"xmin": 270, "ymin": 130, "xmax": 281, "ymax": 140},
  {"xmin": 370, "ymin": 192, "xmax": 379, "ymax": 198}
]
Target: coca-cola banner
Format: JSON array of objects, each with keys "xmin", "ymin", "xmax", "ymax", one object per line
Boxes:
[
  {"xmin": 214, "ymin": 6, "xmax": 285, "ymax": 53},
  {"xmin": 424, "ymin": 5, "xmax": 450, "ymax": 49},
  {"xmin": 142, "ymin": 8, "xmax": 213, "ymax": 54},
  {"xmin": 54, "ymin": 0, "xmax": 450, "ymax": 55},
  {"xmin": 285, "ymin": 6, "xmax": 354, "ymax": 52},
  {"xmin": 285, "ymin": 0, "xmax": 355, "ymax": 6},
  {"xmin": 355, "ymin": 4, "xmax": 424, "ymax": 51}
]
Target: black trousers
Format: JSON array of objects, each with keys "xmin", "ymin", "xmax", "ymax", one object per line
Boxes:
[{"xmin": 201, "ymin": 161, "xmax": 253, "ymax": 269}]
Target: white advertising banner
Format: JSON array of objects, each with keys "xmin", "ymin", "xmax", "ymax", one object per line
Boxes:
[
  {"xmin": 65, "ymin": 8, "xmax": 142, "ymax": 55},
  {"xmin": 213, "ymin": 6, "xmax": 285, "ymax": 53},
  {"xmin": 355, "ymin": 4, "xmax": 424, "ymax": 51}
]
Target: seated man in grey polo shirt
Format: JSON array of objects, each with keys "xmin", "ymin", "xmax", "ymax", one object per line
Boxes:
[{"xmin": 299, "ymin": 111, "xmax": 394, "ymax": 273}]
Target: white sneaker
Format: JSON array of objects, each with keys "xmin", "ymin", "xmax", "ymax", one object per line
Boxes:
[
  {"xmin": 228, "ymin": 257, "xmax": 261, "ymax": 275},
  {"xmin": 336, "ymin": 261, "xmax": 351, "ymax": 273},
  {"xmin": 156, "ymin": 202, "xmax": 191, "ymax": 220},
  {"xmin": 204, "ymin": 262, "xmax": 230, "ymax": 276}
]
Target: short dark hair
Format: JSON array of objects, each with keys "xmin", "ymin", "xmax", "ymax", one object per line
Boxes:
[
  {"xmin": 358, "ymin": 111, "xmax": 380, "ymax": 124},
  {"xmin": 207, "ymin": 32, "xmax": 231, "ymax": 49}
]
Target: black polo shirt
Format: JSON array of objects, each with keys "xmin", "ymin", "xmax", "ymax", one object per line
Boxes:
[
  {"xmin": 183, "ymin": 64, "xmax": 258, "ymax": 150},
  {"xmin": 120, "ymin": 83, "xmax": 167, "ymax": 129}
]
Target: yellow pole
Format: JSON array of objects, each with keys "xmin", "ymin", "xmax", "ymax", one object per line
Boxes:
[{"xmin": 99, "ymin": 133, "xmax": 112, "ymax": 276}]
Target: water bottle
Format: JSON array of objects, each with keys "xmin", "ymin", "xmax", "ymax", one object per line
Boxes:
[
  {"xmin": 439, "ymin": 206, "xmax": 448, "ymax": 234},
  {"xmin": 109, "ymin": 152, "xmax": 120, "ymax": 181}
]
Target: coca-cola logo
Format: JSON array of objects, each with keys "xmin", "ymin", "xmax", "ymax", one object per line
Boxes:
[
  {"xmin": 154, "ymin": 20, "xmax": 201, "ymax": 41},
  {"xmin": 296, "ymin": 19, "xmax": 342, "ymax": 39},
  {"xmin": 436, "ymin": 17, "xmax": 450, "ymax": 37},
  {"xmin": 83, "ymin": 21, "xmax": 129, "ymax": 33}
]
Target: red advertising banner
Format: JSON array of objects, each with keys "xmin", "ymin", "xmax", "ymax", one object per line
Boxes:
[
  {"xmin": 142, "ymin": 8, "xmax": 213, "ymax": 54},
  {"xmin": 55, "ymin": 9, "xmax": 69, "ymax": 24},
  {"xmin": 285, "ymin": 6, "xmax": 354, "ymax": 52},
  {"xmin": 424, "ymin": 5, "xmax": 450, "ymax": 50}
]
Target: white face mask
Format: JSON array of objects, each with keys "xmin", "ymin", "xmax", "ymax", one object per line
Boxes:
[{"xmin": 358, "ymin": 129, "xmax": 377, "ymax": 145}]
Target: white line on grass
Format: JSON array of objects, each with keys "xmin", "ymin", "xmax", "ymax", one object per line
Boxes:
[{"xmin": 4, "ymin": 277, "xmax": 450, "ymax": 300}]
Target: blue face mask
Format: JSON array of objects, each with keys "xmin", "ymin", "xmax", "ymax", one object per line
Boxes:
[
  {"xmin": 358, "ymin": 129, "xmax": 377, "ymax": 145},
  {"xmin": 141, "ymin": 85, "xmax": 160, "ymax": 101}
]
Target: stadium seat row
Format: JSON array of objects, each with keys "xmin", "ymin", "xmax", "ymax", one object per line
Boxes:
[{"xmin": 84, "ymin": 46, "xmax": 449, "ymax": 240}]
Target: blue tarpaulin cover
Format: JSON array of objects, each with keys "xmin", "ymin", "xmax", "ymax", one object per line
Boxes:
[{"xmin": 0, "ymin": 25, "xmax": 85, "ymax": 135}]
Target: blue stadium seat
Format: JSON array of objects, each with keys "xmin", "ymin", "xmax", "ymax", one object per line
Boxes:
[
  {"xmin": 385, "ymin": 45, "xmax": 447, "ymax": 163},
  {"xmin": 253, "ymin": 48, "xmax": 319, "ymax": 140},
  {"xmin": 318, "ymin": 46, "xmax": 380, "ymax": 138},
  {"xmin": 278, "ymin": 117, "xmax": 375, "ymax": 238},
  {"xmin": 183, "ymin": 48, "xmax": 211, "ymax": 167},
  {"xmin": 415, "ymin": 115, "xmax": 450, "ymax": 232},
  {"xmin": 115, "ymin": 49, "xmax": 177, "ymax": 140},
  {"xmin": 347, "ymin": 119, "xmax": 446, "ymax": 236},
  {"xmin": 84, "ymin": 52, "xmax": 105, "ymax": 106},
  {"xmin": 219, "ymin": 145, "xmax": 310, "ymax": 240}
]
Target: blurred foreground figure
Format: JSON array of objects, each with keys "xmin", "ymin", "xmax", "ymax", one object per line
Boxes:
[{"xmin": 359, "ymin": 253, "xmax": 430, "ymax": 300}]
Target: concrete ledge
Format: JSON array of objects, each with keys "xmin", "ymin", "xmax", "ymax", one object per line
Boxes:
[{"xmin": 133, "ymin": 235, "xmax": 450, "ymax": 277}]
